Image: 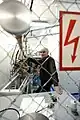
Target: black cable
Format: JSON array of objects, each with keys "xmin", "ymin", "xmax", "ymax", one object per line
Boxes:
[
  {"xmin": 35, "ymin": 103, "xmax": 55, "ymax": 113},
  {"xmin": 30, "ymin": 0, "xmax": 34, "ymax": 11},
  {"xmin": 0, "ymin": 108, "xmax": 20, "ymax": 120},
  {"xmin": 35, "ymin": 106, "xmax": 48, "ymax": 113}
]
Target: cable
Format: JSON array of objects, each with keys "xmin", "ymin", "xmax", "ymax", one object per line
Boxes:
[
  {"xmin": 0, "ymin": 108, "xmax": 20, "ymax": 120},
  {"xmin": 35, "ymin": 106, "xmax": 48, "ymax": 113},
  {"xmin": 30, "ymin": 0, "xmax": 34, "ymax": 11},
  {"xmin": 35, "ymin": 103, "xmax": 55, "ymax": 113}
]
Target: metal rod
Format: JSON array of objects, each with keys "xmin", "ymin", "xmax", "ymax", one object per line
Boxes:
[
  {"xmin": 57, "ymin": 0, "xmax": 80, "ymax": 4},
  {"xmin": 2, "ymin": 74, "xmax": 19, "ymax": 90},
  {"xmin": 30, "ymin": 24, "xmax": 59, "ymax": 32}
]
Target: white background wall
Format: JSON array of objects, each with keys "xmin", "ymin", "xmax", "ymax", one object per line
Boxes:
[{"xmin": 0, "ymin": 30, "xmax": 17, "ymax": 89}]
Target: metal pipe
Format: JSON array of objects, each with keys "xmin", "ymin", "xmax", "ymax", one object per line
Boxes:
[
  {"xmin": 57, "ymin": 0, "xmax": 80, "ymax": 4},
  {"xmin": 2, "ymin": 74, "xmax": 19, "ymax": 90}
]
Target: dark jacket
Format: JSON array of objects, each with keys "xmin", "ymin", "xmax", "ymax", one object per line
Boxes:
[{"xmin": 29, "ymin": 55, "xmax": 59, "ymax": 88}]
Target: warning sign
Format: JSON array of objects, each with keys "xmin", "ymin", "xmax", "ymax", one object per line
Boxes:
[{"xmin": 60, "ymin": 11, "xmax": 80, "ymax": 71}]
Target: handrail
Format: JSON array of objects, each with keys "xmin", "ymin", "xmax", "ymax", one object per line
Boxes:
[{"xmin": 1, "ymin": 74, "xmax": 20, "ymax": 90}]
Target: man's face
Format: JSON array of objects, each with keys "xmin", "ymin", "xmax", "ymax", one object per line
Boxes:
[{"xmin": 39, "ymin": 51, "xmax": 48, "ymax": 58}]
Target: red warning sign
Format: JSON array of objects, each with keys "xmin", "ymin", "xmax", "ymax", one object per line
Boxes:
[{"xmin": 60, "ymin": 11, "xmax": 80, "ymax": 71}]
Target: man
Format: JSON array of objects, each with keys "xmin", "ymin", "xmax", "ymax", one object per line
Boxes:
[{"xmin": 28, "ymin": 47, "xmax": 62, "ymax": 94}]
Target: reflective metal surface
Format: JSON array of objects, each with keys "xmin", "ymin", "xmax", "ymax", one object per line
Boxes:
[
  {"xmin": 0, "ymin": 1, "xmax": 31, "ymax": 35},
  {"xmin": 20, "ymin": 113, "xmax": 49, "ymax": 120}
]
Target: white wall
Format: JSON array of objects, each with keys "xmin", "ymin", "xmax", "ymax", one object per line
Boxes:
[{"xmin": 0, "ymin": 30, "xmax": 17, "ymax": 89}]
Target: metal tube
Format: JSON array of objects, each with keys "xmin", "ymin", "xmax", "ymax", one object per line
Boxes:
[{"xmin": 57, "ymin": 0, "xmax": 80, "ymax": 4}]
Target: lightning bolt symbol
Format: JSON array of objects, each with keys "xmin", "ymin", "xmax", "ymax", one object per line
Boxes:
[{"xmin": 64, "ymin": 19, "xmax": 79, "ymax": 63}]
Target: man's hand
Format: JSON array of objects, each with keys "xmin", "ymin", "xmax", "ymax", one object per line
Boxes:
[{"xmin": 54, "ymin": 85, "xmax": 63, "ymax": 95}]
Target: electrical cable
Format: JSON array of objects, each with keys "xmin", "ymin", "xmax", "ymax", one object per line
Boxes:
[
  {"xmin": 0, "ymin": 108, "xmax": 20, "ymax": 120},
  {"xmin": 35, "ymin": 102, "xmax": 55, "ymax": 113},
  {"xmin": 35, "ymin": 106, "xmax": 48, "ymax": 113},
  {"xmin": 30, "ymin": 0, "xmax": 34, "ymax": 11}
]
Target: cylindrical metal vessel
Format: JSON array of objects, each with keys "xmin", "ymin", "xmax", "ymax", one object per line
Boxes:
[{"xmin": 20, "ymin": 113, "xmax": 49, "ymax": 120}]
